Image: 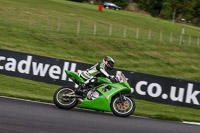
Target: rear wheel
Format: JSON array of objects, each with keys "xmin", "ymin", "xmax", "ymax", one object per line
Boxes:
[
  {"xmin": 53, "ymin": 87, "xmax": 78, "ymax": 109},
  {"xmin": 111, "ymin": 96, "xmax": 135, "ymax": 117}
]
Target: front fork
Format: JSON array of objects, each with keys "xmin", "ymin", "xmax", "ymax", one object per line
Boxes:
[{"xmin": 119, "ymin": 92, "xmax": 126, "ymax": 106}]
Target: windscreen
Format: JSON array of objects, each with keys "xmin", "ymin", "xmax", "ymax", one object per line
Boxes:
[{"xmin": 117, "ymin": 73, "xmax": 127, "ymax": 83}]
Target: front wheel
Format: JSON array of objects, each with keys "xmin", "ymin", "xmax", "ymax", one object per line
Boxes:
[
  {"xmin": 111, "ymin": 96, "xmax": 135, "ymax": 117},
  {"xmin": 53, "ymin": 87, "xmax": 78, "ymax": 110}
]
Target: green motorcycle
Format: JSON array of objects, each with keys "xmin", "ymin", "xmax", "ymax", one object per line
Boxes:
[{"xmin": 53, "ymin": 70, "xmax": 135, "ymax": 117}]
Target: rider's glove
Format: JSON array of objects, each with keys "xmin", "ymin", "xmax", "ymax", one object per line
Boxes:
[
  {"xmin": 108, "ymin": 75, "xmax": 114, "ymax": 79},
  {"xmin": 108, "ymin": 75, "xmax": 116, "ymax": 82}
]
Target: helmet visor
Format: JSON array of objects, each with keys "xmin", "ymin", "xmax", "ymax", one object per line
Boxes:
[{"xmin": 108, "ymin": 60, "xmax": 114, "ymax": 69}]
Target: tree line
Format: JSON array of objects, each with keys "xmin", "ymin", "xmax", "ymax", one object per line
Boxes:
[
  {"xmin": 134, "ymin": 0, "xmax": 200, "ymax": 21},
  {"xmin": 68, "ymin": 0, "xmax": 200, "ymax": 24}
]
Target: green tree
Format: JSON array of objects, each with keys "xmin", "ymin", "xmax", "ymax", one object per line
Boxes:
[
  {"xmin": 180, "ymin": 0, "xmax": 197, "ymax": 20},
  {"xmin": 135, "ymin": 0, "xmax": 163, "ymax": 16},
  {"xmin": 160, "ymin": 2, "xmax": 172, "ymax": 19},
  {"xmin": 194, "ymin": 0, "xmax": 200, "ymax": 17},
  {"xmin": 166, "ymin": 0, "xmax": 181, "ymax": 21},
  {"xmin": 135, "ymin": 0, "xmax": 197, "ymax": 21}
]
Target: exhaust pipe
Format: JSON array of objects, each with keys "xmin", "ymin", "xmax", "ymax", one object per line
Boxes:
[{"xmin": 78, "ymin": 98, "xmax": 84, "ymax": 103}]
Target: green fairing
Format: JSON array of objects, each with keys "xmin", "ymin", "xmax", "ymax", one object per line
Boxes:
[
  {"xmin": 65, "ymin": 70, "xmax": 132, "ymax": 112},
  {"xmin": 80, "ymin": 82, "xmax": 131, "ymax": 112},
  {"xmin": 80, "ymin": 94, "xmax": 111, "ymax": 112},
  {"xmin": 97, "ymin": 77, "xmax": 112, "ymax": 84},
  {"xmin": 65, "ymin": 70, "xmax": 85, "ymax": 83},
  {"xmin": 65, "ymin": 71, "xmax": 112, "ymax": 84}
]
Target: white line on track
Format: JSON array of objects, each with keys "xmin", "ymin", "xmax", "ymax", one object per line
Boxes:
[
  {"xmin": 183, "ymin": 121, "xmax": 200, "ymax": 126},
  {"xmin": 0, "ymin": 95, "xmax": 54, "ymax": 105},
  {"xmin": 0, "ymin": 95, "xmax": 200, "ymax": 126}
]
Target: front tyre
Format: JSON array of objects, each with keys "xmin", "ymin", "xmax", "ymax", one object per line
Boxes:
[
  {"xmin": 53, "ymin": 87, "xmax": 78, "ymax": 110},
  {"xmin": 111, "ymin": 96, "xmax": 135, "ymax": 117}
]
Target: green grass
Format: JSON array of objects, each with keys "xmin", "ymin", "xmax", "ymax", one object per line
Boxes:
[
  {"xmin": 1, "ymin": 32, "xmax": 200, "ymax": 80},
  {"xmin": 0, "ymin": 0, "xmax": 200, "ymax": 44},
  {"xmin": 0, "ymin": 0, "xmax": 200, "ymax": 122},
  {"xmin": 0, "ymin": 75, "xmax": 59, "ymax": 102},
  {"xmin": 135, "ymin": 99, "xmax": 200, "ymax": 122}
]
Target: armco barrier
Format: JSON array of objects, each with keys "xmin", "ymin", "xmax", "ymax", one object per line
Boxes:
[{"xmin": 0, "ymin": 48, "xmax": 200, "ymax": 109}]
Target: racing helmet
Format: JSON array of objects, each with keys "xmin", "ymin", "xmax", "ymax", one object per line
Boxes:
[{"xmin": 103, "ymin": 56, "xmax": 115, "ymax": 70}]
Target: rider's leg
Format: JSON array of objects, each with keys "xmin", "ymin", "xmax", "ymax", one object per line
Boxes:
[
  {"xmin": 76, "ymin": 77, "xmax": 96, "ymax": 94},
  {"xmin": 84, "ymin": 78, "xmax": 98, "ymax": 88},
  {"xmin": 80, "ymin": 77, "xmax": 97, "ymax": 90},
  {"xmin": 79, "ymin": 71, "xmax": 91, "ymax": 90}
]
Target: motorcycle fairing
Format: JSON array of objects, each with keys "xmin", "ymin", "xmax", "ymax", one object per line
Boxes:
[{"xmin": 79, "ymin": 82, "xmax": 131, "ymax": 112}]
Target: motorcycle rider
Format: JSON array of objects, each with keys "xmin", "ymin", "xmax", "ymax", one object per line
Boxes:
[{"xmin": 79, "ymin": 56, "xmax": 115, "ymax": 91}]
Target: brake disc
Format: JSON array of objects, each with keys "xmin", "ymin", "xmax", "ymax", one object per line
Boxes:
[{"xmin": 117, "ymin": 101, "xmax": 129, "ymax": 111}]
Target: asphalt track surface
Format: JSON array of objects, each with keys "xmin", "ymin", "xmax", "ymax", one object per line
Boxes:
[{"xmin": 0, "ymin": 97, "xmax": 199, "ymax": 133}]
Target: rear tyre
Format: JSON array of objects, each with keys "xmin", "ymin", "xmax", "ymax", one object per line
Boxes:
[
  {"xmin": 111, "ymin": 96, "xmax": 135, "ymax": 117},
  {"xmin": 54, "ymin": 87, "xmax": 78, "ymax": 110}
]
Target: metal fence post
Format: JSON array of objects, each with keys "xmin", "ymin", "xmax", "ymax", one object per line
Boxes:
[
  {"xmin": 93, "ymin": 22, "xmax": 96, "ymax": 35},
  {"xmin": 57, "ymin": 17, "xmax": 61, "ymax": 33},
  {"xmin": 181, "ymin": 25, "xmax": 185, "ymax": 44},
  {"xmin": 109, "ymin": 24, "xmax": 112, "ymax": 36},
  {"xmin": 179, "ymin": 35, "xmax": 182, "ymax": 45},
  {"xmin": 77, "ymin": 21, "xmax": 80, "ymax": 34},
  {"xmin": 136, "ymin": 28, "xmax": 139, "ymax": 39},
  {"xmin": 123, "ymin": 26, "xmax": 126, "ymax": 38}
]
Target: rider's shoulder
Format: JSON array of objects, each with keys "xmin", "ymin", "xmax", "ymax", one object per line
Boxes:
[
  {"xmin": 95, "ymin": 62, "xmax": 104, "ymax": 70},
  {"xmin": 100, "ymin": 62, "xmax": 106, "ymax": 69}
]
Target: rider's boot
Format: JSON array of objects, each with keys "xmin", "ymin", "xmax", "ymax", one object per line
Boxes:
[{"xmin": 76, "ymin": 83, "xmax": 86, "ymax": 95}]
